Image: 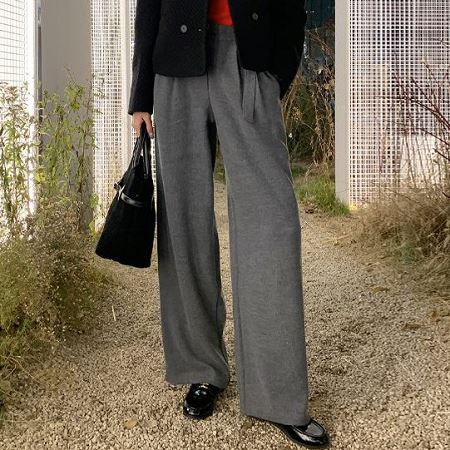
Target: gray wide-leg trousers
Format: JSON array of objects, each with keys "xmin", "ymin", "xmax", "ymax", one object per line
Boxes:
[{"xmin": 153, "ymin": 22, "xmax": 310, "ymax": 426}]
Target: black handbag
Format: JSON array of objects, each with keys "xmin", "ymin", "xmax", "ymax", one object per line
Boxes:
[{"xmin": 95, "ymin": 122, "xmax": 156, "ymax": 268}]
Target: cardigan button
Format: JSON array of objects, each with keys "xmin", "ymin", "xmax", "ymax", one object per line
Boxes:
[
  {"xmin": 180, "ymin": 24, "xmax": 188, "ymax": 33},
  {"xmin": 251, "ymin": 12, "xmax": 259, "ymax": 21}
]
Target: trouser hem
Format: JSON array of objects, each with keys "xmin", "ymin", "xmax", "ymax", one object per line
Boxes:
[
  {"xmin": 165, "ymin": 375, "xmax": 230, "ymax": 391},
  {"xmin": 243, "ymin": 408, "xmax": 311, "ymax": 427}
]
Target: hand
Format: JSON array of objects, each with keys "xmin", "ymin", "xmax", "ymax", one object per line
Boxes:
[{"xmin": 132, "ymin": 112, "xmax": 154, "ymax": 138}]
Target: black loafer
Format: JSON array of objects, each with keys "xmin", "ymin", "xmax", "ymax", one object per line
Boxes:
[
  {"xmin": 182, "ymin": 383, "xmax": 224, "ymax": 420},
  {"xmin": 271, "ymin": 418, "xmax": 330, "ymax": 448}
]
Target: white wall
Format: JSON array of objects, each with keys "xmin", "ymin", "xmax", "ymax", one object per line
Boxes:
[
  {"xmin": 39, "ymin": 0, "xmax": 93, "ymax": 226},
  {"xmin": 39, "ymin": 0, "xmax": 92, "ymax": 94}
]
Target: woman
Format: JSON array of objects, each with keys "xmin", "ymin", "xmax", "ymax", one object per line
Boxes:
[{"xmin": 128, "ymin": 0, "xmax": 329, "ymax": 447}]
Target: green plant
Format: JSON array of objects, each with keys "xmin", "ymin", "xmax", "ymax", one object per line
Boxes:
[
  {"xmin": 283, "ymin": 27, "xmax": 335, "ymax": 167},
  {"xmin": 0, "ymin": 82, "xmax": 39, "ymax": 239},
  {"xmin": 280, "ymin": 26, "xmax": 339, "ymax": 216},
  {"xmin": 36, "ymin": 73, "xmax": 100, "ymax": 231},
  {"xmin": 295, "ymin": 172, "xmax": 349, "ymax": 216},
  {"xmin": 0, "ymin": 198, "xmax": 112, "ymax": 411},
  {"xmin": 0, "ymin": 74, "xmax": 112, "ymax": 415}
]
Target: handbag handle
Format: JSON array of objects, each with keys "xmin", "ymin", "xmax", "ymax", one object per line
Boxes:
[
  {"xmin": 131, "ymin": 122, "xmax": 152, "ymax": 179},
  {"xmin": 142, "ymin": 130, "xmax": 151, "ymax": 179}
]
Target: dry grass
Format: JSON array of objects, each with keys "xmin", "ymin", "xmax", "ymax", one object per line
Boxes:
[
  {"xmin": 356, "ymin": 56, "xmax": 450, "ymax": 295},
  {"xmin": 357, "ymin": 184, "xmax": 450, "ymax": 294},
  {"xmin": 0, "ymin": 198, "xmax": 113, "ymax": 414},
  {"xmin": 283, "ymin": 25, "xmax": 335, "ymax": 166}
]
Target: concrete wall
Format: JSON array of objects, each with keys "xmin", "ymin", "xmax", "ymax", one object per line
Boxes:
[
  {"xmin": 39, "ymin": 0, "xmax": 93, "ymax": 226},
  {"xmin": 39, "ymin": 0, "xmax": 92, "ymax": 94}
]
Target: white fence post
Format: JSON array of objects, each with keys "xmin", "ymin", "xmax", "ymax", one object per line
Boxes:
[
  {"xmin": 334, "ymin": 0, "xmax": 350, "ymax": 205},
  {"xmin": 335, "ymin": 0, "xmax": 450, "ymax": 206}
]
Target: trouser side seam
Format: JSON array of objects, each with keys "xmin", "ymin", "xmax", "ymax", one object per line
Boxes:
[{"xmin": 229, "ymin": 190, "xmax": 247, "ymax": 409}]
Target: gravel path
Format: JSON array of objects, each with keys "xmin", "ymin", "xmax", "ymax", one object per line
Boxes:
[{"xmin": 1, "ymin": 181, "xmax": 448, "ymax": 449}]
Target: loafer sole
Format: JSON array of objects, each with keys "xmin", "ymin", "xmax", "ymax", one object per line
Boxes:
[
  {"xmin": 271, "ymin": 421, "xmax": 330, "ymax": 449},
  {"xmin": 182, "ymin": 403, "xmax": 215, "ymax": 420}
]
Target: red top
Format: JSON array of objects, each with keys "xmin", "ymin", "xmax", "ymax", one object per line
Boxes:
[{"xmin": 208, "ymin": 0, "xmax": 233, "ymax": 26}]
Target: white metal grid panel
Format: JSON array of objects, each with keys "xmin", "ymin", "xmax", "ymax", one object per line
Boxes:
[
  {"xmin": 0, "ymin": 0, "xmax": 35, "ymax": 88},
  {"xmin": 129, "ymin": 0, "xmax": 136, "ymax": 153},
  {"xmin": 91, "ymin": 0, "xmax": 156, "ymax": 223},
  {"xmin": 347, "ymin": 0, "xmax": 450, "ymax": 205},
  {"xmin": 0, "ymin": 0, "xmax": 35, "ymax": 91},
  {"xmin": 0, "ymin": 0, "xmax": 26, "ymax": 84},
  {"xmin": 90, "ymin": 0, "xmax": 124, "ymax": 218},
  {"xmin": 0, "ymin": 0, "xmax": 36, "ymax": 228}
]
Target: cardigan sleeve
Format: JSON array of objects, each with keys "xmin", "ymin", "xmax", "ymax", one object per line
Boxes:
[
  {"xmin": 269, "ymin": 0, "xmax": 307, "ymax": 99},
  {"xmin": 128, "ymin": 0, "xmax": 162, "ymax": 116}
]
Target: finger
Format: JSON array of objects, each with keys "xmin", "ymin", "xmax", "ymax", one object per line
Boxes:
[
  {"xmin": 135, "ymin": 115, "xmax": 145, "ymax": 136},
  {"xmin": 143, "ymin": 115, "xmax": 154, "ymax": 138},
  {"xmin": 133, "ymin": 115, "xmax": 143, "ymax": 136}
]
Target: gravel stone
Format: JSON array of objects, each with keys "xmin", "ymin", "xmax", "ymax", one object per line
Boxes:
[{"xmin": 0, "ymin": 182, "xmax": 448, "ymax": 449}]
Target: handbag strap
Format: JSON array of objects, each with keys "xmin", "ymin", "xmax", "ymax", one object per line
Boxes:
[
  {"xmin": 116, "ymin": 181, "xmax": 146, "ymax": 208},
  {"xmin": 131, "ymin": 122, "xmax": 152, "ymax": 179},
  {"xmin": 142, "ymin": 129, "xmax": 151, "ymax": 179}
]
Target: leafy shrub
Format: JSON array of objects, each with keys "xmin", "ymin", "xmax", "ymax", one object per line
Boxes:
[
  {"xmin": 283, "ymin": 27, "xmax": 335, "ymax": 166},
  {"xmin": 0, "ymin": 76, "xmax": 112, "ymax": 413}
]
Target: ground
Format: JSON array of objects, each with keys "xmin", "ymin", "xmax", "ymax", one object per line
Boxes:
[{"xmin": 0, "ymin": 181, "xmax": 448, "ymax": 449}]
